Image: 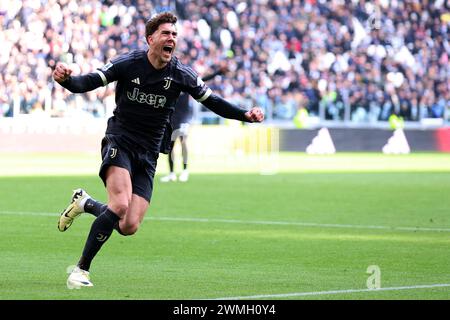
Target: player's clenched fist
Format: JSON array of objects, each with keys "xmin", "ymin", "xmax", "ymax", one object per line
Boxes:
[
  {"xmin": 53, "ymin": 62, "xmax": 73, "ymax": 83},
  {"xmin": 245, "ymin": 107, "xmax": 265, "ymax": 123}
]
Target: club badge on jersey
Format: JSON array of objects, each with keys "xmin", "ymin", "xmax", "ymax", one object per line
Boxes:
[{"xmin": 163, "ymin": 77, "xmax": 172, "ymax": 90}]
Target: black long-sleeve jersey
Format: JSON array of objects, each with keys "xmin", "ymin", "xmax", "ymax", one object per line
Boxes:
[{"xmin": 60, "ymin": 50, "xmax": 249, "ymax": 153}]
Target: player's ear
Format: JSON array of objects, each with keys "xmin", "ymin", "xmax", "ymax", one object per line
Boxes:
[{"xmin": 146, "ymin": 35, "xmax": 153, "ymax": 46}]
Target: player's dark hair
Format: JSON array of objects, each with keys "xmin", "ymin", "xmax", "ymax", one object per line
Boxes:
[{"xmin": 145, "ymin": 12, "xmax": 177, "ymax": 38}]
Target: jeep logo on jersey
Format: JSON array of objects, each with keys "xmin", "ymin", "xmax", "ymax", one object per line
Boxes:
[{"xmin": 127, "ymin": 88, "xmax": 167, "ymax": 108}]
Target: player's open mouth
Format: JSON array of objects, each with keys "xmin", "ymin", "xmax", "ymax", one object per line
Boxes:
[{"xmin": 163, "ymin": 46, "xmax": 173, "ymax": 54}]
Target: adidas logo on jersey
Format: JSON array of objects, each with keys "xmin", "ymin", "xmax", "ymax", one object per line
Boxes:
[{"xmin": 131, "ymin": 77, "xmax": 140, "ymax": 85}]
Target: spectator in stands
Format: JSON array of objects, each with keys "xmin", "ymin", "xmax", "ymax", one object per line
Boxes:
[{"xmin": 0, "ymin": 0, "xmax": 448, "ymax": 123}]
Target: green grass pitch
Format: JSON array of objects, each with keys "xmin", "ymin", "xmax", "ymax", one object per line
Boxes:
[{"xmin": 1, "ymin": 152, "xmax": 450, "ymax": 299}]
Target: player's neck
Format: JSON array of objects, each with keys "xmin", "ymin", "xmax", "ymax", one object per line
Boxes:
[{"xmin": 147, "ymin": 50, "xmax": 168, "ymax": 70}]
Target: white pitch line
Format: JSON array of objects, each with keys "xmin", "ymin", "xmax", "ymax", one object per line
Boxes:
[
  {"xmin": 211, "ymin": 283, "xmax": 450, "ymax": 300},
  {"xmin": 1, "ymin": 210, "xmax": 450, "ymax": 233},
  {"xmin": 152, "ymin": 216, "xmax": 450, "ymax": 233}
]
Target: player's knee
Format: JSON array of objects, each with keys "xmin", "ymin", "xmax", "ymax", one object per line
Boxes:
[
  {"xmin": 120, "ymin": 222, "xmax": 140, "ymax": 236},
  {"xmin": 109, "ymin": 200, "xmax": 130, "ymax": 217}
]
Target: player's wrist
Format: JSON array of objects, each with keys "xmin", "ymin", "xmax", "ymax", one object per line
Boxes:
[
  {"xmin": 57, "ymin": 76, "xmax": 71, "ymax": 86},
  {"xmin": 244, "ymin": 111, "xmax": 255, "ymax": 123}
]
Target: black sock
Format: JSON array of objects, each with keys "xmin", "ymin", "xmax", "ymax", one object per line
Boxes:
[
  {"xmin": 114, "ymin": 221, "xmax": 126, "ymax": 236},
  {"xmin": 168, "ymin": 151, "xmax": 174, "ymax": 173},
  {"xmin": 84, "ymin": 198, "xmax": 107, "ymax": 217},
  {"xmin": 168, "ymin": 141, "xmax": 176, "ymax": 173},
  {"xmin": 183, "ymin": 163, "xmax": 187, "ymax": 170},
  {"xmin": 78, "ymin": 208, "xmax": 120, "ymax": 271},
  {"xmin": 84, "ymin": 199, "xmax": 123, "ymax": 234}
]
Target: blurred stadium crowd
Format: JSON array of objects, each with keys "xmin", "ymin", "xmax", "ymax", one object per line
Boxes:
[{"xmin": 0, "ymin": 0, "xmax": 449, "ymax": 124}]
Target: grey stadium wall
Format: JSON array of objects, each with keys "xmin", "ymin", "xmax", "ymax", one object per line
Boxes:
[{"xmin": 279, "ymin": 128, "xmax": 450, "ymax": 152}]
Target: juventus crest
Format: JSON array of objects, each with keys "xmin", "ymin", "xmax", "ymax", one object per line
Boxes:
[{"xmin": 163, "ymin": 77, "xmax": 172, "ymax": 90}]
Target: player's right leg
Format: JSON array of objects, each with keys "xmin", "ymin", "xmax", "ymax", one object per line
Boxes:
[
  {"xmin": 69, "ymin": 166, "xmax": 131, "ymax": 288},
  {"xmin": 66, "ymin": 136, "xmax": 133, "ymax": 288},
  {"xmin": 104, "ymin": 166, "xmax": 133, "ymax": 218},
  {"xmin": 116, "ymin": 146, "xmax": 155, "ymax": 235},
  {"xmin": 116, "ymin": 193, "xmax": 149, "ymax": 235}
]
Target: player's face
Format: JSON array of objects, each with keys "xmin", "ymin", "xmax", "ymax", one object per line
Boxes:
[{"xmin": 149, "ymin": 23, "xmax": 178, "ymax": 65}]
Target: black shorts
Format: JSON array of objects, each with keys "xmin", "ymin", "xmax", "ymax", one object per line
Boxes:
[{"xmin": 99, "ymin": 134, "xmax": 158, "ymax": 202}]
